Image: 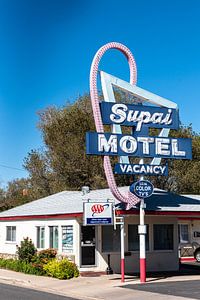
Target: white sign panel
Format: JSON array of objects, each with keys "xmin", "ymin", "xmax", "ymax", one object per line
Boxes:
[{"xmin": 83, "ymin": 202, "xmax": 113, "ymax": 225}]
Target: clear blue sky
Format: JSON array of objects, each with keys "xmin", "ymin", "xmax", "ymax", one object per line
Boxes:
[{"xmin": 0, "ymin": 0, "xmax": 200, "ymax": 187}]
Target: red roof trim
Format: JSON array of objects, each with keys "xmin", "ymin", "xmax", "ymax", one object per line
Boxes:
[
  {"xmin": 1, "ymin": 210, "xmax": 200, "ymax": 221},
  {"xmin": 0, "ymin": 212, "xmax": 83, "ymax": 221},
  {"xmin": 116, "ymin": 210, "xmax": 200, "ymax": 216},
  {"xmin": 178, "ymin": 217, "xmax": 200, "ymax": 220}
]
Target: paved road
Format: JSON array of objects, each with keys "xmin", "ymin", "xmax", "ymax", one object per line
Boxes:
[
  {"xmin": 0, "ymin": 283, "xmax": 79, "ymax": 300},
  {"xmin": 122, "ymin": 279, "xmax": 200, "ymax": 299}
]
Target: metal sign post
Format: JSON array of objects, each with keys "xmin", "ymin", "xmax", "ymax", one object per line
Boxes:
[
  {"xmin": 138, "ymin": 167, "xmax": 147, "ymax": 283},
  {"xmin": 139, "ymin": 199, "xmax": 146, "ymax": 283},
  {"xmin": 121, "ymin": 219, "xmax": 125, "ymax": 282},
  {"xmin": 115, "ymin": 215, "xmax": 125, "ymax": 282}
]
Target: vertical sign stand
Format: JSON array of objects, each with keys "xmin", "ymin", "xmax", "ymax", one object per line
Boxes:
[
  {"xmin": 115, "ymin": 215, "xmax": 125, "ymax": 282},
  {"xmin": 120, "ymin": 218, "xmax": 125, "ymax": 282},
  {"xmin": 138, "ymin": 168, "xmax": 147, "ymax": 283},
  {"xmin": 139, "ymin": 198, "xmax": 146, "ymax": 283}
]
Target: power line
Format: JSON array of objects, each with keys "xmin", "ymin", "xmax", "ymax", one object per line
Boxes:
[{"xmin": 0, "ymin": 164, "xmax": 25, "ymax": 172}]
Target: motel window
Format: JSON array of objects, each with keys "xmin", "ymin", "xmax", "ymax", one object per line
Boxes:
[
  {"xmin": 154, "ymin": 224, "xmax": 173, "ymax": 250},
  {"xmin": 36, "ymin": 227, "xmax": 45, "ymax": 248},
  {"xmin": 102, "ymin": 225, "xmax": 120, "ymax": 252},
  {"xmin": 49, "ymin": 226, "xmax": 59, "ymax": 249},
  {"xmin": 178, "ymin": 224, "xmax": 189, "ymax": 243},
  {"xmin": 6, "ymin": 226, "xmax": 16, "ymax": 242},
  {"xmin": 128, "ymin": 224, "xmax": 149, "ymax": 251},
  {"xmin": 62, "ymin": 225, "xmax": 73, "ymax": 253}
]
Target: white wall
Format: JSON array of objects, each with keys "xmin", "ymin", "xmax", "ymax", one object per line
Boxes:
[
  {"xmin": 95, "ymin": 215, "xmax": 179, "ymax": 273},
  {"xmin": 0, "ymin": 215, "xmax": 179, "ymax": 273},
  {"xmin": 0, "ymin": 218, "xmax": 80, "ymax": 266}
]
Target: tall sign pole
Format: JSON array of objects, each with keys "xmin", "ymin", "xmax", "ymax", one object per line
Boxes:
[
  {"xmin": 115, "ymin": 215, "xmax": 125, "ymax": 282},
  {"xmin": 139, "ymin": 162, "xmax": 146, "ymax": 283},
  {"xmin": 139, "ymin": 198, "xmax": 146, "ymax": 282},
  {"xmin": 87, "ymin": 42, "xmax": 192, "ymax": 283},
  {"xmin": 120, "ymin": 217, "xmax": 125, "ymax": 282}
]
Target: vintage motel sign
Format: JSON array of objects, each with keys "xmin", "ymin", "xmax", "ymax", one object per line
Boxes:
[
  {"xmin": 100, "ymin": 102, "xmax": 179, "ymax": 130},
  {"xmin": 87, "ymin": 42, "xmax": 193, "ymax": 284},
  {"xmin": 86, "ymin": 132, "xmax": 191, "ymax": 159},
  {"xmin": 87, "ymin": 42, "xmax": 192, "ymax": 209}
]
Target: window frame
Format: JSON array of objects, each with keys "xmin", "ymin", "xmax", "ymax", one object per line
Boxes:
[
  {"xmin": 102, "ymin": 225, "xmax": 121, "ymax": 253},
  {"xmin": 62, "ymin": 225, "xmax": 73, "ymax": 253},
  {"xmin": 49, "ymin": 226, "xmax": 59, "ymax": 249},
  {"xmin": 153, "ymin": 224, "xmax": 174, "ymax": 251},
  {"xmin": 128, "ymin": 224, "xmax": 149, "ymax": 252},
  {"xmin": 6, "ymin": 226, "xmax": 16, "ymax": 242},
  {"xmin": 36, "ymin": 226, "xmax": 45, "ymax": 249},
  {"xmin": 178, "ymin": 224, "xmax": 189, "ymax": 244}
]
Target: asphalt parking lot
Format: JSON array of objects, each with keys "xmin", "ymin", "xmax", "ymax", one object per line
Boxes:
[
  {"xmin": 121, "ymin": 262, "xmax": 200, "ymax": 300},
  {"xmin": 126, "ymin": 261, "xmax": 200, "ymax": 278},
  {"xmin": 122, "ymin": 279, "xmax": 200, "ymax": 299}
]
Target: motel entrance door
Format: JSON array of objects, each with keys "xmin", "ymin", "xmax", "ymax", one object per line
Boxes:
[{"xmin": 81, "ymin": 225, "xmax": 96, "ymax": 266}]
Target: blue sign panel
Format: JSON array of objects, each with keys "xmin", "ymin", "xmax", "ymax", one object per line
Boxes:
[
  {"xmin": 130, "ymin": 180, "xmax": 154, "ymax": 198},
  {"xmin": 100, "ymin": 102, "xmax": 179, "ymax": 131},
  {"xmin": 86, "ymin": 132, "xmax": 192, "ymax": 160},
  {"xmin": 114, "ymin": 163, "xmax": 168, "ymax": 176},
  {"xmin": 86, "ymin": 218, "xmax": 112, "ymax": 225}
]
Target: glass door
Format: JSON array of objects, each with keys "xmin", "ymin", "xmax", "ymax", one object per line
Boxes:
[{"xmin": 81, "ymin": 226, "xmax": 96, "ymax": 266}]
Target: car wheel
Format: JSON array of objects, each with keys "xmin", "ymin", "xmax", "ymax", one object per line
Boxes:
[{"xmin": 195, "ymin": 250, "xmax": 200, "ymax": 262}]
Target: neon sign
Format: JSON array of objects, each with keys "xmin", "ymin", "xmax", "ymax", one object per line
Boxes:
[
  {"xmin": 87, "ymin": 42, "xmax": 192, "ymax": 209},
  {"xmin": 86, "ymin": 132, "xmax": 191, "ymax": 159},
  {"xmin": 100, "ymin": 102, "xmax": 179, "ymax": 131}
]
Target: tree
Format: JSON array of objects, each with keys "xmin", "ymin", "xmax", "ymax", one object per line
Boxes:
[
  {"xmin": 0, "ymin": 178, "xmax": 32, "ymax": 211},
  {"xmin": 23, "ymin": 149, "xmax": 53, "ymax": 199},
  {"xmin": 34, "ymin": 95, "xmax": 107, "ymax": 191},
  {"xmin": 21, "ymin": 94, "xmax": 200, "ymax": 198},
  {"xmin": 148, "ymin": 124, "xmax": 200, "ymax": 194}
]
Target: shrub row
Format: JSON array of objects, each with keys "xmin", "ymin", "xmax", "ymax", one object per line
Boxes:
[
  {"xmin": 44, "ymin": 259, "xmax": 79, "ymax": 279},
  {"xmin": 0, "ymin": 257, "xmax": 79, "ymax": 279},
  {"xmin": 0, "ymin": 238, "xmax": 79, "ymax": 279},
  {"xmin": 0, "ymin": 259, "xmax": 45, "ymax": 275}
]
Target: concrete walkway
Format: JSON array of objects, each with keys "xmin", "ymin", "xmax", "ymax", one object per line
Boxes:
[{"xmin": 0, "ymin": 268, "xmax": 200, "ymax": 300}]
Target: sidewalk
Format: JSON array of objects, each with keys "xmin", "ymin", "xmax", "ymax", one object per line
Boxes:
[{"xmin": 0, "ymin": 268, "xmax": 200, "ymax": 300}]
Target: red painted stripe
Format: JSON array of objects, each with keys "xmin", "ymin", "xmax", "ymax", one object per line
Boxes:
[
  {"xmin": 180, "ymin": 257, "xmax": 196, "ymax": 262},
  {"xmin": 121, "ymin": 258, "xmax": 125, "ymax": 283},
  {"xmin": 116, "ymin": 210, "xmax": 200, "ymax": 216},
  {"xmin": 178, "ymin": 217, "xmax": 200, "ymax": 220},
  {"xmin": 140, "ymin": 258, "xmax": 146, "ymax": 283},
  {"xmin": 0, "ymin": 212, "xmax": 83, "ymax": 221},
  {"xmin": 1, "ymin": 209, "xmax": 200, "ymax": 221}
]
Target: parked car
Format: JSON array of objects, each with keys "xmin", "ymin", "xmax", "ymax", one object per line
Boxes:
[{"xmin": 179, "ymin": 242, "xmax": 200, "ymax": 262}]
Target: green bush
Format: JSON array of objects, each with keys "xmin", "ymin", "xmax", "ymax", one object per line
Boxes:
[
  {"xmin": 0, "ymin": 258, "xmax": 45, "ymax": 275},
  {"xmin": 44, "ymin": 258, "xmax": 79, "ymax": 279},
  {"xmin": 31, "ymin": 248, "xmax": 57, "ymax": 270},
  {"xmin": 36, "ymin": 248, "xmax": 57, "ymax": 264},
  {"xmin": 16, "ymin": 237, "xmax": 36, "ymax": 263}
]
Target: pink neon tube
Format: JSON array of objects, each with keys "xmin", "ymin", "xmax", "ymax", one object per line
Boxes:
[{"xmin": 90, "ymin": 42, "xmax": 141, "ymax": 208}]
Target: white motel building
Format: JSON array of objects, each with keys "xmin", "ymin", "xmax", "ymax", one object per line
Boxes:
[{"xmin": 0, "ymin": 186, "xmax": 200, "ymax": 273}]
